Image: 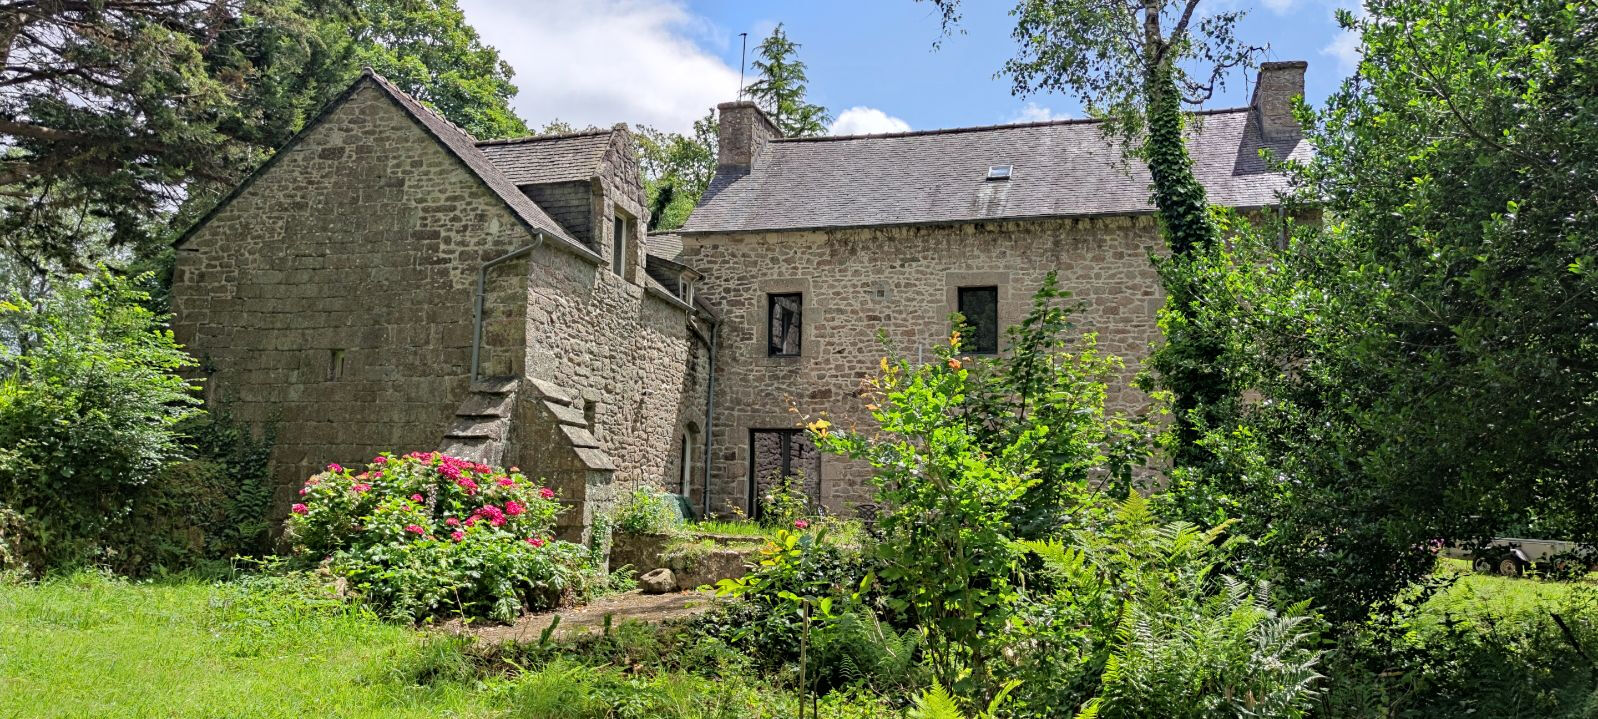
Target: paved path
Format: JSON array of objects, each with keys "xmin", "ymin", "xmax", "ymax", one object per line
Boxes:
[{"xmin": 446, "ymin": 590, "xmax": 722, "ymax": 644}]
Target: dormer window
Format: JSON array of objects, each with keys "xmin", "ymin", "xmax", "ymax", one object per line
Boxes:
[{"xmin": 986, "ymin": 164, "xmax": 1013, "ymax": 181}]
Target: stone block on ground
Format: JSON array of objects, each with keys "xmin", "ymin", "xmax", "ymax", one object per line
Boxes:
[{"xmin": 639, "ymin": 567, "xmax": 676, "ymax": 594}]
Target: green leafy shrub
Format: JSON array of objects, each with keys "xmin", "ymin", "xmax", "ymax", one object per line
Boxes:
[
  {"xmin": 1011, "ymin": 494, "xmax": 1323, "ymax": 718},
  {"xmin": 1321, "ymin": 579, "xmax": 1598, "ymax": 718},
  {"xmin": 613, "ymin": 486, "xmax": 682, "ymax": 535},
  {"xmin": 284, "ymin": 451, "xmax": 591, "ymax": 622},
  {"xmin": 756, "ymin": 470, "xmax": 813, "ymax": 529},
  {"xmin": 112, "ymin": 410, "xmax": 276, "ymax": 573},
  {"xmin": 0, "ymin": 270, "xmax": 201, "ymax": 570}
]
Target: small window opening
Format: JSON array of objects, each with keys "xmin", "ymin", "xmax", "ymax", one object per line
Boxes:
[
  {"xmin": 958, "ymin": 286, "xmax": 1000, "ymax": 354},
  {"xmin": 986, "ymin": 164, "xmax": 1013, "ymax": 181},
  {"xmin": 611, "ymin": 214, "xmax": 628, "ymax": 277},
  {"xmin": 768, "ymin": 293, "xmax": 803, "ymax": 357},
  {"xmin": 327, "ymin": 349, "xmax": 346, "ymax": 381}
]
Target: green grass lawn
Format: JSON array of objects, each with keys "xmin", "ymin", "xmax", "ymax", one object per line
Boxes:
[
  {"xmin": 0, "ymin": 572, "xmax": 869, "ymax": 719},
  {"xmin": 0, "ymin": 572, "xmax": 499, "ymax": 719}
]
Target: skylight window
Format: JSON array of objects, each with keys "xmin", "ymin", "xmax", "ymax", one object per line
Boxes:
[{"xmin": 986, "ymin": 164, "xmax": 1013, "ymax": 181}]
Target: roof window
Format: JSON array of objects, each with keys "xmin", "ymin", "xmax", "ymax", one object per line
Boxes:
[{"xmin": 986, "ymin": 164, "xmax": 1013, "ymax": 181}]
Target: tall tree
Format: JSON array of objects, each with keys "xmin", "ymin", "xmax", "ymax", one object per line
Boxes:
[
  {"xmin": 0, "ymin": 0, "xmax": 529, "ymax": 286},
  {"xmin": 636, "ymin": 109, "xmax": 717, "ymax": 232},
  {"xmin": 744, "ymin": 23, "xmax": 830, "ymax": 138},
  {"xmin": 350, "ymin": 0, "xmax": 527, "ymax": 139},
  {"xmin": 1172, "ymin": 0, "xmax": 1598, "ymax": 624},
  {"xmin": 0, "ymin": 0, "xmax": 355, "ymax": 279},
  {"xmin": 921, "ymin": 0, "xmax": 1263, "ymax": 471}
]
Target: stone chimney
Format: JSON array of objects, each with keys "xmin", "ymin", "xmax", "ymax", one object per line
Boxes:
[
  {"xmin": 716, "ymin": 101, "xmax": 781, "ymax": 173},
  {"xmin": 1250, "ymin": 60, "xmax": 1307, "ymax": 141}
]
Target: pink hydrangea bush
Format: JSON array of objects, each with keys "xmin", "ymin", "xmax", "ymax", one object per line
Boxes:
[{"xmin": 284, "ymin": 451, "xmax": 591, "ymax": 621}]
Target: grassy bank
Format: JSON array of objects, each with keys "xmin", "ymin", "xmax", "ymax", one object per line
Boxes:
[{"xmin": 0, "ymin": 572, "xmax": 882, "ymax": 719}]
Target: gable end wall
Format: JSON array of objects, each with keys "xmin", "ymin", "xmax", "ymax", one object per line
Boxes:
[{"xmin": 171, "ymin": 82, "xmax": 540, "ymax": 510}]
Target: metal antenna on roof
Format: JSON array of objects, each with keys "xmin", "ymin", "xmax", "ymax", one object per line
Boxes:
[{"xmin": 738, "ymin": 32, "xmax": 748, "ymax": 100}]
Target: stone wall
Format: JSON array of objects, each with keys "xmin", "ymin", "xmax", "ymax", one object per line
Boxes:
[
  {"xmin": 520, "ymin": 126, "xmax": 710, "ymax": 505},
  {"xmin": 171, "ymin": 80, "xmax": 549, "ymax": 509},
  {"xmin": 680, "ymin": 216, "xmax": 1165, "ymax": 515}
]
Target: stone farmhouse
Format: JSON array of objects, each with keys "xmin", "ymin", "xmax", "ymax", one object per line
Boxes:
[{"xmin": 171, "ymin": 61, "xmax": 1309, "ymax": 539}]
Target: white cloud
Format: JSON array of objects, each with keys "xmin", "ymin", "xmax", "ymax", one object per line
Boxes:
[
  {"xmin": 1321, "ymin": 29, "xmax": 1362, "ymax": 75},
  {"xmin": 828, "ymin": 107, "xmax": 912, "ymax": 136},
  {"xmin": 1011, "ymin": 102, "xmax": 1066, "ymax": 123},
  {"xmin": 456, "ymin": 0, "xmax": 742, "ymax": 134}
]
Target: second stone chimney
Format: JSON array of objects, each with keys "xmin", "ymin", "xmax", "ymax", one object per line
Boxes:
[
  {"xmin": 716, "ymin": 101, "xmax": 781, "ymax": 173},
  {"xmin": 1250, "ymin": 61, "xmax": 1307, "ymax": 141}
]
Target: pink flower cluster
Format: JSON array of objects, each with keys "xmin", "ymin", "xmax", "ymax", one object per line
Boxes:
[
  {"xmin": 540, "ymin": 487, "xmax": 555, "ymax": 500},
  {"xmin": 467, "ymin": 504, "xmax": 506, "ymax": 527},
  {"xmin": 404, "ymin": 524, "xmax": 426, "ymax": 536},
  {"xmin": 525, "ymin": 537, "xmax": 545, "ymax": 548},
  {"xmin": 504, "ymin": 501, "xmax": 524, "ymax": 516},
  {"xmin": 291, "ymin": 503, "xmax": 308, "ymax": 515}
]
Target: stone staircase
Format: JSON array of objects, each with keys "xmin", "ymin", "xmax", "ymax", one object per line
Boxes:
[
  {"xmin": 441, "ymin": 376, "xmax": 517, "ymax": 465},
  {"xmin": 438, "ymin": 375, "xmax": 616, "ymax": 544}
]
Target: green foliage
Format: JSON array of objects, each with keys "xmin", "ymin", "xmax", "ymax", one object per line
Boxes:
[
  {"xmin": 285, "ymin": 451, "xmax": 591, "ymax": 621},
  {"xmin": 350, "ymin": 0, "xmax": 528, "ymax": 139},
  {"xmin": 0, "ymin": 0, "xmax": 356, "ymax": 275},
  {"xmin": 1, "ymin": 0, "xmax": 531, "ymax": 281},
  {"xmin": 756, "ymin": 470, "xmax": 815, "ymax": 529},
  {"xmin": 0, "ymin": 571, "xmax": 498, "ymax": 718},
  {"xmin": 637, "ymin": 111, "xmax": 718, "ymax": 231},
  {"xmin": 1013, "ymin": 495, "xmax": 1323, "ymax": 718},
  {"xmin": 612, "ymin": 486, "xmax": 683, "ymax": 536},
  {"xmin": 1163, "ymin": 0, "xmax": 1598, "ymax": 625},
  {"xmin": 112, "ymin": 409, "xmax": 277, "ymax": 573},
  {"xmin": 1321, "ymin": 571, "xmax": 1598, "ymax": 717},
  {"xmin": 957, "ymin": 272, "xmax": 1155, "ymax": 538},
  {"xmin": 0, "ymin": 270, "xmax": 201, "ymax": 570},
  {"xmin": 923, "ymin": 0, "xmax": 1263, "ymax": 474},
  {"xmin": 744, "ymin": 24, "xmax": 831, "ymax": 138}
]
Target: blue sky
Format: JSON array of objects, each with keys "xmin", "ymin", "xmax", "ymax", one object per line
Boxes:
[{"xmin": 456, "ymin": 0, "xmax": 1364, "ymax": 135}]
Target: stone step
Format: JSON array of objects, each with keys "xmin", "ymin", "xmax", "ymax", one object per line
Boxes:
[
  {"xmin": 442, "ymin": 436, "xmax": 502, "ymax": 466},
  {"xmin": 471, "ymin": 376, "xmax": 519, "ymax": 395},
  {"xmin": 560, "ymin": 424, "xmax": 600, "ymax": 449},
  {"xmin": 527, "ymin": 377, "xmax": 577, "ymax": 406},
  {"xmin": 545, "ymin": 400, "xmax": 588, "ymax": 427},
  {"xmin": 445, "ymin": 415, "xmax": 507, "ymax": 441},
  {"xmin": 457, "ymin": 391, "xmax": 514, "ymax": 418}
]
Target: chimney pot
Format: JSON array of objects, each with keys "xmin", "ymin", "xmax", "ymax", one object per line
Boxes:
[
  {"xmin": 1251, "ymin": 60, "xmax": 1307, "ymax": 141},
  {"xmin": 716, "ymin": 101, "xmax": 781, "ymax": 173}
]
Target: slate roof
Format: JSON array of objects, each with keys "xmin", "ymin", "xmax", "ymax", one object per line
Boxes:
[
  {"xmin": 678, "ymin": 108, "xmax": 1309, "ymax": 234},
  {"xmin": 645, "ymin": 232, "xmax": 684, "ymax": 260},
  {"xmin": 477, "ymin": 130, "xmax": 616, "ymax": 185}
]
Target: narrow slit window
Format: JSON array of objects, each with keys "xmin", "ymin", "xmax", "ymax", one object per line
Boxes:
[
  {"xmin": 958, "ymin": 286, "xmax": 999, "ymax": 354},
  {"xmin": 768, "ymin": 293, "xmax": 802, "ymax": 357},
  {"xmin": 611, "ymin": 215, "xmax": 628, "ymax": 277}
]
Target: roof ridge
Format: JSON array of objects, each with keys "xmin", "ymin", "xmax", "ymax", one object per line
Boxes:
[
  {"xmin": 776, "ymin": 106, "xmax": 1252, "ymax": 143},
  {"xmin": 477, "ymin": 128, "xmax": 616, "ymax": 147}
]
